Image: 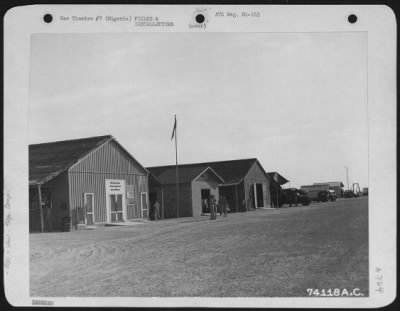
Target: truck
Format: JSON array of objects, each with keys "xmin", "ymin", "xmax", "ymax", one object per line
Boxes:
[{"xmin": 300, "ymin": 184, "xmax": 330, "ymax": 201}]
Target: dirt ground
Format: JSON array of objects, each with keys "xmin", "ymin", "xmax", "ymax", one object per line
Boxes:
[{"xmin": 30, "ymin": 197, "xmax": 368, "ymax": 297}]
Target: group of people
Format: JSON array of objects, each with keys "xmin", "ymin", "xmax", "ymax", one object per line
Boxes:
[{"xmin": 207, "ymin": 195, "xmax": 230, "ymax": 220}]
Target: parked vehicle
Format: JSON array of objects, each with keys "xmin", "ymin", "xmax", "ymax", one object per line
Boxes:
[
  {"xmin": 317, "ymin": 190, "xmax": 330, "ymax": 202},
  {"xmin": 344, "ymin": 190, "xmax": 356, "ymax": 198},
  {"xmin": 316, "ymin": 190, "xmax": 337, "ymax": 202},
  {"xmin": 279, "ymin": 188, "xmax": 312, "ymax": 207},
  {"xmin": 301, "ymin": 184, "xmax": 329, "ymax": 201},
  {"xmin": 328, "ymin": 190, "xmax": 337, "ymax": 201}
]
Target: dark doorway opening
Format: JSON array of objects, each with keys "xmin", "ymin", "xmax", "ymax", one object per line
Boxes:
[
  {"xmin": 219, "ymin": 185, "xmax": 238, "ymax": 213},
  {"xmin": 256, "ymin": 183, "xmax": 264, "ymax": 208},
  {"xmin": 201, "ymin": 189, "xmax": 211, "ymax": 213},
  {"xmin": 149, "ymin": 192, "xmax": 157, "ymax": 220}
]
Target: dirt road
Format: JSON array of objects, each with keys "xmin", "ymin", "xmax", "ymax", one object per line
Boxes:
[{"xmin": 30, "ymin": 197, "xmax": 368, "ymax": 297}]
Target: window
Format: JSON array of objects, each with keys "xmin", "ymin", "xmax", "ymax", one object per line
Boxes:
[
  {"xmin": 29, "ymin": 189, "xmax": 38, "ymax": 211},
  {"xmin": 29, "ymin": 188, "xmax": 52, "ymax": 210},
  {"xmin": 41, "ymin": 191, "xmax": 52, "ymax": 209},
  {"xmin": 127, "ymin": 184, "xmax": 135, "ymax": 200}
]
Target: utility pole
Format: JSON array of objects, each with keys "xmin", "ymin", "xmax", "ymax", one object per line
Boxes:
[
  {"xmin": 38, "ymin": 184, "xmax": 44, "ymax": 233},
  {"xmin": 344, "ymin": 166, "xmax": 349, "ymax": 191}
]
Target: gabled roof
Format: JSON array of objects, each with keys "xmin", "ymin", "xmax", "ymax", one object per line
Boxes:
[
  {"xmin": 147, "ymin": 158, "xmax": 263, "ymax": 185},
  {"xmin": 313, "ymin": 181, "xmax": 344, "ymax": 187},
  {"xmin": 147, "ymin": 165, "xmax": 224, "ymax": 185},
  {"xmin": 266, "ymin": 172, "xmax": 290, "ymax": 185},
  {"xmin": 29, "ymin": 135, "xmax": 148, "ymax": 186},
  {"xmin": 30, "ymin": 135, "xmax": 112, "ymax": 185}
]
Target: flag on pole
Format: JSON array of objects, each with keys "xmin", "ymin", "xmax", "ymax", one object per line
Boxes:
[{"xmin": 171, "ymin": 116, "xmax": 177, "ymax": 141}]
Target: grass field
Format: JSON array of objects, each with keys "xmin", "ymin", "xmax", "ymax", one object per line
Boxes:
[{"xmin": 30, "ymin": 197, "xmax": 368, "ymax": 297}]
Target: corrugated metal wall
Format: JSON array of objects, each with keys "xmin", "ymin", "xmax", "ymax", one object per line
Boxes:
[
  {"xmin": 29, "ymin": 172, "xmax": 70, "ymax": 232},
  {"xmin": 68, "ymin": 140, "xmax": 148, "ymax": 227},
  {"xmin": 159, "ymin": 183, "xmax": 192, "ymax": 218}
]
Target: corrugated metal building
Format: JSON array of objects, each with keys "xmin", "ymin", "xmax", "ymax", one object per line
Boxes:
[
  {"xmin": 147, "ymin": 166, "xmax": 224, "ymax": 218},
  {"xmin": 29, "ymin": 135, "xmax": 149, "ymax": 232},
  {"xmin": 147, "ymin": 158, "xmax": 273, "ymax": 218}
]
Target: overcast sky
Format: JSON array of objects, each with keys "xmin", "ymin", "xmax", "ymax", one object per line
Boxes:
[{"xmin": 29, "ymin": 32, "xmax": 368, "ymax": 188}]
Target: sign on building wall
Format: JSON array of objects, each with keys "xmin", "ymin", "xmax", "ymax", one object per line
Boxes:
[{"xmin": 105, "ymin": 179, "xmax": 126, "ymax": 194}]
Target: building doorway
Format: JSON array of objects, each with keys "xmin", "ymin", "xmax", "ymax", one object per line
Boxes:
[
  {"xmin": 141, "ymin": 192, "xmax": 148, "ymax": 219},
  {"xmin": 149, "ymin": 192, "xmax": 157, "ymax": 220},
  {"xmin": 252, "ymin": 183, "xmax": 266, "ymax": 209},
  {"xmin": 110, "ymin": 194, "xmax": 123, "ymax": 222},
  {"xmin": 84, "ymin": 193, "xmax": 95, "ymax": 225},
  {"xmin": 256, "ymin": 183, "xmax": 264, "ymax": 208},
  {"xmin": 219, "ymin": 185, "xmax": 238, "ymax": 213},
  {"xmin": 201, "ymin": 189, "xmax": 211, "ymax": 213}
]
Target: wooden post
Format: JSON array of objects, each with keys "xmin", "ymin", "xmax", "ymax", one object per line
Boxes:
[
  {"xmin": 161, "ymin": 184, "xmax": 164, "ymax": 220},
  {"xmin": 235, "ymin": 184, "xmax": 238, "ymax": 212},
  {"xmin": 277, "ymin": 187, "xmax": 279, "ymax": 208},
  {"xmin": 37, "ymin": 184, "xmax": 44, "ymax": 233}
]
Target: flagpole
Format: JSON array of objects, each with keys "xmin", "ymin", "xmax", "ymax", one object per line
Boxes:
[{"xmin": 174, "ymin": 115, "xmax": 179, "ymax": 218}]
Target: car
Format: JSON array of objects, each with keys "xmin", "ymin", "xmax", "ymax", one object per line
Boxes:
[{"xmin": 278, "ymin": 188, "xmax": 312, "ymax": 207}]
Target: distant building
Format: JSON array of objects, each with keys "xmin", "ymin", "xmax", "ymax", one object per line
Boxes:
[
  {"xmin": 147, "ymin": 158, "xmax": 274, "ymax": 218},
  {"xmin": 29, "ymin": 135, "xmax": 149, "ymax": 232}
]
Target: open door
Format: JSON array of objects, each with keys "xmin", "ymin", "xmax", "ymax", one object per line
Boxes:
[
  {"xmin": 110, "ymin": 194, "xmax": 123, "ymax": 222},
  {"xmin": 141, "ymin": 192, "xmax": 149, "ymax": 219},
  {"xmin": 84, "ymin": 193, "xmax": 95, "ymax": 225},
  {"xmin": 201, "ymin": 189, "xmax": 211, "ymax": 213},
  {"xmin": 255, "ymin": 183, "xmax": 264, "ymax": 208}
]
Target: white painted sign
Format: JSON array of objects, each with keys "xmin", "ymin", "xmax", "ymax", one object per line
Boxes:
[{"xmin": 105, "ymin": 179, "xmax": 126, "ymax": 194}]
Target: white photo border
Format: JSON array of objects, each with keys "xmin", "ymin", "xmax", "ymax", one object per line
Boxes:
[{"xmin": 3, "ymin": 4, "xmax": 397, "ymax": 308}]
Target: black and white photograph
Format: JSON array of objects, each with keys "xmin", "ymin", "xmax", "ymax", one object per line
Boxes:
[{"xmin": 3, "ymin": 4, "xmax": 396, "ymax": 308}]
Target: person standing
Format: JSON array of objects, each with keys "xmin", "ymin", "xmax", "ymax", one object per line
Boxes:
[
  {"xmin": 221, "ymin": 196, "xmax": 228, "ymax": 217},
  {"xmin": 45, "ymin": 202, "xmax": 52, "ymax": 232},
  {"xmin": 209, "ymin": 195, "xmax": 217, "ymax": 220},
  {"xmin": 149, "ymin": 201, "xmax": 155, "ymax": 220},
  {"xmin": 288, "ymin": 189, "xmax": 293, "ymax": 207},
  {"xmin": 218, "ymin": 195, "xmax": 224, "ymax": 216},
  {"xmin": 241, "ymin": 198, "xmax": 246, "ymax": 213},
  {"xmin": 153, "ymin": 200, "xmax": 161, "ymax": 220},
  {"xmin": 202, "ymin": 198, "xmax": 209, "ymax": 214},
  {"xmin": 293, "ymin": 190, "xmax": 298, "ymax": 207}
]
